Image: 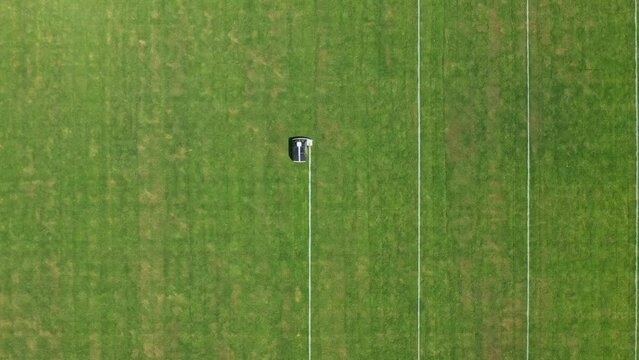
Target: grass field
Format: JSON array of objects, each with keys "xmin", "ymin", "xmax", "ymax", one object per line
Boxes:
[
  {"xmin": 0, "ymin": 0, "xmax": 637, "ymax": 359},
  {"xmin": 529, "ymin": 1, "xmax": 635, "ymax": 358},
  {"xmin": 423, "ymin": 1, "xmax": 528, "ymax": 357}
]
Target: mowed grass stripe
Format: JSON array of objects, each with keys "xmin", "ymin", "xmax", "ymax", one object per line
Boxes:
[
  {"xmin": 310, "ymin": 1, "xmax": 418, "ymax": 358},
  {"xmin": 424, "ymin": 1, "xmax": 527, "ymax": 358},
  {"xmin": 530, "ymin": 1, "xmax": 635, "ymax": 357},
  {"xmin": 0, "ymin": 2, "xmax": 135, "ymax": 358}
]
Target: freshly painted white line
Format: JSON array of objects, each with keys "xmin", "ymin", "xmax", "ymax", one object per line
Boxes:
[
  {"xmin": 308, "ymin": 145, "xmax": 313, "ymax": 360},
  {"xmin": 526, "ymin": 0, "xmax": 531, "ymax": 358},
  {"xmin": 634, "ymin": 0, "xmax": 638, "ymax": 357},
  {"xmin": 416, "ymin": 0, "xmax": 422, "ymax": 358}
]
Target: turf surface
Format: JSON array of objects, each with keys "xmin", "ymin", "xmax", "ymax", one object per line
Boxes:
[
  {"xmin": 0, "ymin": 1, "xmax": 418, "ymax": 358},
  {"xmin": 0, "ymin": 0, "xmax": 637, "ymax": 359},
  {"xmin": 423, "ymin": 1, "xmax": 528, "ymax": 358},
  {"xmin": 529, "ymin": 1, "xmax": 636, "ymax": 358}
]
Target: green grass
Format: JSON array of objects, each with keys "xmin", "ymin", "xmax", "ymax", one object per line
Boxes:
[
  {"xmin": 0, "ymin": 0, "xmax": 637, "ymax": 359},
  {"xmin": 0, "ymin": 1, "xmax": 417, "ymax": 358},
  {"xmin": 423, "ymin": 1, "xmax": 528, "ymax": 358},
  {"xmin": 529, "ymin": 1, "xmax": 635, "ymax": 358}
]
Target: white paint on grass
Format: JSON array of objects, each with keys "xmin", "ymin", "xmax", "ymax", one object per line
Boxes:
[
  {"xmin": 525, "ymin": 0, "xmax": 531, "ymax": 358},
  {"xmin": 634, "ymin": 0, "xmax": 638, "ymax": 357},
  {"xmin": 308, "ymin": 145, "xmax": 313, "ymax": 360},
  {"xmin": 416, "ymin": 0, "xmax": 422, "ymax": 359}
]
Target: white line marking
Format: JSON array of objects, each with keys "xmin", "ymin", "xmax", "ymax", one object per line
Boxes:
[
  {"xmin": 634, "ymin": 0, "xmax": 638, "ymax": 357},
  {"xmin": 525, "ymin": 0, "xmax": 531, "ymax": 358},
  {"xmin": 308, "ymin": 145, "xmax": 313, "ymax": 360},
  {"xmin": 416, "ymin": 0, "xmax": 422, "ymax": 358}
]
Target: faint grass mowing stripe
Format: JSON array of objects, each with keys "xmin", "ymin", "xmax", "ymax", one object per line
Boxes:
[
  {"xmin": 416, "ymin": 0, "xmax": 422, "ymax": 358},
  {"xmin": 634, "ymin": 0, "xmax": 638, "ymax": 357},
  {"xmin": 526, "ymin": 0, "xmax": 531, "ymax": 358}
]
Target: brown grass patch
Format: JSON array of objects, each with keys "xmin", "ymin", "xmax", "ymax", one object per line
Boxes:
[
  {"xmin": 488, "ymin": 9, "xmax": 502, "ymax": 53},
  {"xmin": 139, "ymin": 187, "xmax": 164, "ymax": 206},
  {"xmin": 169, "ymin": 146, "xmax": 187, "ymax": 162},
  {"xmin": 142, "ymin": 333, "xmax": 165, "ymax": 359},
  {"xmin": 228, "ymin": 30, "xmax": 240, "ymax": 45},
  {"xmin": 294, "ymin": 287, "xmax": 302, "ymax": 303},
  {"xmin": 89, "ymin": 333, "xmax": 101, "ymax": 360},
  {"xmin": 270, "ymin": 86, "xmax": 285, "ymax": 99},
  {"xmin": 268, "ymin": 10, "xmax": 283, "ymax": 37},
  {"xmin": 22, "ymin": 165, "xmax": 35, "ymax": 176},
  {"xmin": 0, "ymin": 317, "xmax": 61, "ymax": 356},
  {"xmin": 486, "ymin": 86, "xmax": 501, "ymax": 125},
  {"xmin": 45, "ymin": 258, "xmax": 60, "ymax": 281},
  {"xmin": 459, "ymin": 259, "xmax": 473, "ymax": 311},
  {"xmin": 445, "ymin": 122, "xmax": 473, "ymax": 162},
  {"xmin": 231, "ymin": 284, "xmax": 241, "ymax": 308}
]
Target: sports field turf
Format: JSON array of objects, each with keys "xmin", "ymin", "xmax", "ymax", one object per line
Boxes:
[{"xmin": 0, "ymin": 0, "xmax": 637, "ymax": 359}]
